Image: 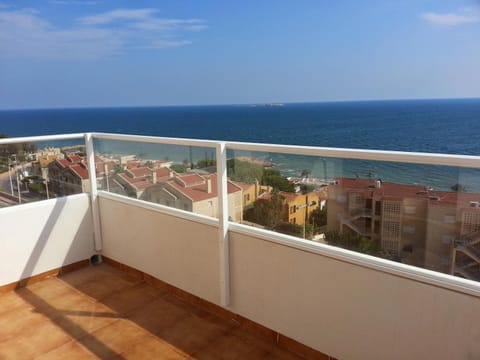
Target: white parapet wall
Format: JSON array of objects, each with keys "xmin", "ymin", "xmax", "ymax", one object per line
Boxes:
[
  {"xmin": 0, "ymin": 194, "xmax": 95, "ymax": 286},
  {"xmin": 228, "ymin": 231, "xmax": 480, "ymax": 360},
  {"xmin": 98, "ymin": 194, "xmax": 221, "ymax": 305},
  {"xmin": 97, "ymin": 192, "xmax": 480, "ymax": 359}
]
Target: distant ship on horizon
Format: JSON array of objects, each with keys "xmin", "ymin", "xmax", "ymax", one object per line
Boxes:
[{"xmin": 249, "ymin": 103, "xmax": 284, "ymax": 107}]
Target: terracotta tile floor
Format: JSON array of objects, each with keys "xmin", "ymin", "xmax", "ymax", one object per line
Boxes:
[{"xmin": 0, "ymin": 264, "xmax": 305, "ymax": 359}]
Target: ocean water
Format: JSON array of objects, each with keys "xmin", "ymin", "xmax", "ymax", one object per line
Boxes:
[{"xmin": 1, "ymin": 98, "xmax": 480, "ymax": 191}]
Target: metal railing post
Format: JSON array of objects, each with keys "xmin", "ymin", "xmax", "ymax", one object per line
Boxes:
[
  {"xmin": 85, "ymin": 133, "xmax": 103, "ymax": 252},
  {"xmin": 216, "ymin": 142, "xmax": 230, "ymax": 306}
]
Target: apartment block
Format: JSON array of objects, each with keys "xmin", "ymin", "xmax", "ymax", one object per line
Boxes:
[{"xmin": 327, "ymin": 178, "xmax": 480, "ymax": 279}]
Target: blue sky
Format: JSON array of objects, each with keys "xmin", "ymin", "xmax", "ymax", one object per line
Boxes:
[{"xmin": 0, "ymin": 0, "xmax": 479, "ymax": 109}]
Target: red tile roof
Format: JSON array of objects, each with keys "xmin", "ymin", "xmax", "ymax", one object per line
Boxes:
[
  {"xmin": 175, "ymin": 173, "xmax": 205, "ymax": 187},
  {"xmin": 155, "ymin": 168, "xmax": 171, "ymax": 178},
  {"xmin": 128, "ymin": 167, "xmax": 151, "ymax": 178},
  {"xmin": 154, "ymin": 168, "xmax": 172, "ymax": 183},
  {"xmin": 167, "ymin": 174, "xmax": 241, "ymax": 202},
  {"xmin": 278, "ymin": 191, "xmax": 300, "ymax": 202},
  {"xmin": 333, "ymin": 178, "xmax": 480, "ymax": 208},
  {"xmin": 118, "ymin": 173, "xmax": 154, "ymax": 190},
  {"xmin": 95, "ymin": 161, "xmax": 115, "ymax": 174},
  {"xmin": 126, "ymin": 160, "xmax": 140, "ymax": 169},
  {"xmin": 57, "ymin": 159, "xmax": 70, "ymax": 168},
  {"xmin": 69, "ymin": 164, "xmax": 89, "ymax": 180},
  {"xmin": 67, "ymin": 154, "xmax": 82, "ymax": 163}
]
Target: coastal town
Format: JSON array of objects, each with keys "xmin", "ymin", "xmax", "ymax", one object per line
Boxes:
[{"xmin": 1, "ymin": 143, "xmax": 480, "ymax": 282}]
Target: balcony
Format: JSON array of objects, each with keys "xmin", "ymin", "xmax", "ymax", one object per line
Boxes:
[
  {"xmin": 1, "ymin": 262, "xmax": 307, "ymax": 359},
  {"xmin": 2, "ymin": 133, "xmax": 480, "ymax": 359}
]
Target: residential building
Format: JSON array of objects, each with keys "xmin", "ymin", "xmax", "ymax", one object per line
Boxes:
[
  {"xmin": 234, "ymin": 180, "xmax": 272, "ymax": 209},
  {"xmin": 47, "ymin": 157, "xmax": 90, "ymax": 196},
  {"xmin": 31, "ymin": 147, "xmax": 65, "ymax": 180},
  {"xmin": 115, "ymin": 168, "xmax": 154, "ymax": 199},
  {"xmin": 142, "ymin": 172, "xmax": 243, "ymax": 221},
  {"xmin": 281, "ymin": 191, "xmax": 321, "ymax": 225},
  {"xmin": 257, "ymin": 190, "xmax": 324, "ymax": 226},
  {"xmin": 327, "ymin": 178, "xmax": 480, "ymax": 278}
]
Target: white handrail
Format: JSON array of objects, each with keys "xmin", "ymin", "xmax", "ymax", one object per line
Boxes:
[
  {"xmin": 226, "ymin": 141, "xmax": 480, "ymax": 168},
  {"xmin": 0, "ymin": 133, "xmax": 85, "ymax": 145},
  {"xmin": 3, "ymin": 131, "xmax": 479, "ymax": 169},
  {"xmin": 91, "ymin": 132, "xmax": 480, "ymax": 168},
  {"xmin": 91, "ymin": 132, "xmax": 218, "ymax": 148}
]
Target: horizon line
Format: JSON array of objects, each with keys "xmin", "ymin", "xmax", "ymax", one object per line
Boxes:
[{"xmin": 1, "ymin": 96, "xmax": 480, "ymax": 112}]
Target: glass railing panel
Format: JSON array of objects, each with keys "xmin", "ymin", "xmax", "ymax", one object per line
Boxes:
[
  {"xmin": 92, "ymin": 138, "xmax": 219, "ymax": 218},
  {"xmin": 227, "ymin": 148, "xmax": 480, "ymax": 281},
  {"xmin": 0, "ymin": 138, "xmax": 87, "ymax": 207}
]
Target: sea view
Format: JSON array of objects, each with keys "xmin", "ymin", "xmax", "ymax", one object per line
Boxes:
[
  {"xmin": 1, "ymin": 98, "xmax": 480, "ymax": 154},
  {"xmin": 2, "ymin": 98, "xmax": 480, "ymax": 191},
  {"xmin": 2, "ymin": 1, "xmax": 480, "ymax": 358}
]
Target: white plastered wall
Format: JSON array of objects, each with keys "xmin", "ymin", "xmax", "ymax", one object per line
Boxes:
[
  {"xmin": 228, "ymin": 231, "xmax": 480, "ymax": 360},
  {"xmin": 99, "ymin": 196, "xmax": 221, "ymax": 304},
  {"xmin": 0, "ymin": 194, "xmax": 95, "ymax": 286}
]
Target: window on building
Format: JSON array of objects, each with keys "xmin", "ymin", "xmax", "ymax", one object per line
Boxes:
[
  {"xmin": 348, "ymin": 193, "xmax": 363, "ymax": 210},
  {"xmin": 383, "ymin": 201, "xmax": 401, "ymax": 217},
  {"xmin": 382, "ymin": 220, "xmax": 401, "ymax": 255},
  {"xmin": 382, "ymin": 221, "xmax": 400, "ymax": 239},
  {"xmin": 462, "ymin": 212, "xmax": 480, "ymax": 234}
]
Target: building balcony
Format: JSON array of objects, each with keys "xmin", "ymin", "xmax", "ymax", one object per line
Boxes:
[{"xmin": 2, "ymin": 133, "xmax": 480, "ymax": 359}]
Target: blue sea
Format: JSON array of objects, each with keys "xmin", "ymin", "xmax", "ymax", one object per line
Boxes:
[{"xmin": 1, "ymin": 98, "xmax": 480, "ymax": 191}]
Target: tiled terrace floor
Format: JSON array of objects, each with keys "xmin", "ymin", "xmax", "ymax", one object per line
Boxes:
[{"xmin": 0, "ymin": 264, "xmax": 305, "ymax": 359}]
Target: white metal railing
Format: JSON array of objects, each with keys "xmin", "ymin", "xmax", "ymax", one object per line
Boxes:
[
  {"xmin": 91, "ymin": 132, "xmax": 480, "ymax": 168},
  {"xmin": 2, "ymin": 132, "xmax": 480, "ymax": 302}
]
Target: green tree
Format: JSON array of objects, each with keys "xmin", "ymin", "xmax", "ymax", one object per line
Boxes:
[
  {"xmin": 227, "ymin": 159, "xmax": 263, "ymax": 183},
  {"xmin": 196, "ymin": 159, "xmax": 216, "ymax": 168},
  {"xmin": 325, "ymin": 230, "xmax": 383, "ymax": 257},
  {"xmin": 114, "ymin": 164, "xmax": 123, "ymax": 174},
  {"xmin": 309, "ymin": 206, "xmax": 327, "ymax": 231},
  {"xmin": 275, "ymin": 222, "xmax": 314, "ymax": 239},
  {"xmin": 171, "ymin": 164, "xmax": 187, "ymax": 173},
  {"xmin": 262, "ymin": 169, "xmax": 295, "ymax": 192},
  {"xmin": 249, "ymin": 192, "xmax": 285, "ymax": 229},
  {"xmin": 299, "ymin": 184, "xmax": 315, "ymax": 194},
  {"xmin": 144, "ymin": 160, "xmax": 154, "ymax": 168},
  {"xmin": 358, "ymin": 236, "xmax": 381, "ymax": 256}
]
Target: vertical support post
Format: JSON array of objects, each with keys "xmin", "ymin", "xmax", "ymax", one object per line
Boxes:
[
  {"xmin": 16, "ymin": 170, "xmax": 21, "ymax": 204},
  {"xmin": 8, "ymin": 158, "xmax": 13, "ymax": 196},
  {"xmin": 449, "ymin": 242, "xmax": 457, "ymax": 275},
  {"xmin": 85, "ymin": 133, "xmax": 103, "ymax": 252},
  {"xmin": 216, "ymin": 142, "xmax": 230, "ymax": 306}
]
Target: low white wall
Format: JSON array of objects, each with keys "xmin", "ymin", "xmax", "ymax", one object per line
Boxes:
[
  {"xmin": 229, "ymin": 231, "xmax": 480, "ymax": 360},
  {"xmin": 99, "ymin": 196, "xmax": 221, "ymax": 304},
  {"xmin": 0, "ymin": 194, "xmax": 95, "ymax": 286}
]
